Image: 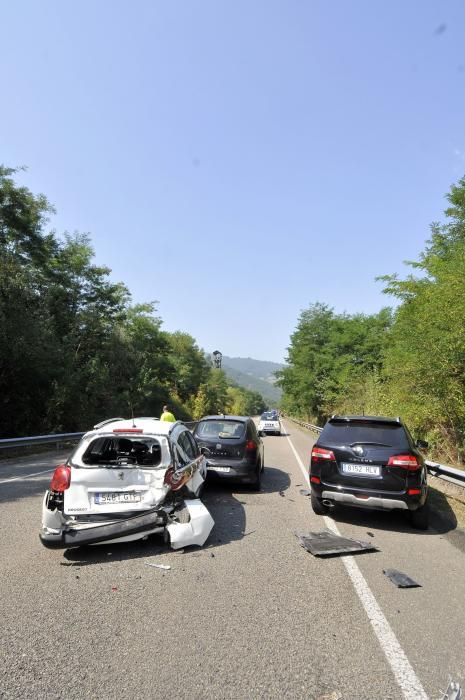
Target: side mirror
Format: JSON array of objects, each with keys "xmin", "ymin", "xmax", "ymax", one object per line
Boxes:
[{"xmin": 416, "ymin": 439, "xmax": 429, "ymax": 450}]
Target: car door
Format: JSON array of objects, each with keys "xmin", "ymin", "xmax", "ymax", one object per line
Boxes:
[{"xmin": 175, "ymin": 429, "xmax": 206, "ymax": 495}]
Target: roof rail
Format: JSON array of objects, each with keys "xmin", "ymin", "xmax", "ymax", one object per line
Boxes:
[{"xmin": 93, "ymin": 417, "xmax": 126, "ymax": 429}]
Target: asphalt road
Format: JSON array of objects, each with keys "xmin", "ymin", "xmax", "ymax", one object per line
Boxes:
[{"xmin": 1, "ymin": 420, "xmax": 464, "ymax": 699}]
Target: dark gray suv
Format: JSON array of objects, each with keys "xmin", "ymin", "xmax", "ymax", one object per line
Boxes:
[{"xmin": 309, "ymin": 415, "xmax": 429, "ymax": 529}]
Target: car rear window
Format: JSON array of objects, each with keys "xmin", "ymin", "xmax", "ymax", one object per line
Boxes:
[
  {"xmin": 80, "ymin": 436, "xmax": 165, "ymax": 467},
  {"xmin": 319, "ymin": 421, "xmax": 410, "ymax": 450},
  {"xmin": 196, "ymin": 421, "xmax": 245, "ymax": 439},
  {"xmin": 261, "ymin": 413, "xmax": 277, "ymax": 421}
]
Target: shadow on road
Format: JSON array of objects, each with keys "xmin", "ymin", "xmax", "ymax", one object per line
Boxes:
[{"xmin": 320, "ymin": 487, "xmax": 457, "ymax": 536}]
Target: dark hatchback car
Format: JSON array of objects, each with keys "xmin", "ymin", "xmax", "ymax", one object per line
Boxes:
[
  {"xmin": 309, "ymin": 415, "xmax": 429, "ymax": 529},
  {"xmin": 193, "ymin": 415, "xmax": 264, "ymax": 489}
]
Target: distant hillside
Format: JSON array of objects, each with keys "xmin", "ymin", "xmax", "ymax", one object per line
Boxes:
[{"xmin": 221, "ymin": 356, "xmax": 283, "ymax": 406}]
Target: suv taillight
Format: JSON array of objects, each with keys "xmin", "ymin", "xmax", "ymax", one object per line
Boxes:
[
  {"xmin": 50, "ymin": 465, "xmax": 71, "ymax": 491},
  {"xmin": 387, "ymin": 454, "xmax": 420, "ymax": 471},
  {"xmin": 311, "ymin": 446, "xmax": 336, "ymax": 462}
]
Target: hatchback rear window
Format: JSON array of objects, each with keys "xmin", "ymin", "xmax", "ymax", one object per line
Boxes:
[
  {"xmin": 81, "ymin": 436, "xmax": 165, "ymax": 467},
  {"xmin": 196, "ymin": 421, "xmax": 245, "ymax": 439},
  {"xmin": 319, "ymin": 421, "xmax": 410, "ymax": 450}
]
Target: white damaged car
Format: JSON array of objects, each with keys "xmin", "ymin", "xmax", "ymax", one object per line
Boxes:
[{"xmin": 40, "ymin": 417, "xmax": 214, "ymax": 551}]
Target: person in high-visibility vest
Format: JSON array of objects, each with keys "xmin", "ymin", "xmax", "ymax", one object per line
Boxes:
[{"xmin": 160, "ymin": 404, "xmax": 176, "ymax": 422}]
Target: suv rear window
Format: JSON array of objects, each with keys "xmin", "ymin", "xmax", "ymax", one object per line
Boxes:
[
  {"xmin": 261, "ymin": 413, "xmax": 277, "ymax": 421},
  {"xmin": 319, "ymin": 420, "xmax": 410, "ymax": 450},
  {"xmin": 196, "ymin": 421, "xmax": 245, "ymax": 439}
]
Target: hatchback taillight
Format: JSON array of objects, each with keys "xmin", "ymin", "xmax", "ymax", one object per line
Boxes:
[
  {"xmin": 246, "ymin": 440, "xmax": 257, "ymax": 451},
  {"xmin": 387, "ymin": 454, "xmax": 420, "ymax": 471},
  {"xmin": 50, "ymin": 465, "xmax": 71, "ymax": 492},
  {"xmin": 311, "ymin": 446, "xmax": 336, "ymax": 462}
]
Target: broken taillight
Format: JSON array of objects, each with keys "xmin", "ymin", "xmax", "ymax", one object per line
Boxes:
[
  {"xmin": 387, "ymin": 454, "xmax": 420, "ymax": 471},
  {"xmin": 50, "ymin": 465, "xmax": 71, "ymax": 491},
  {"xmin": 164, "ymin": 466, "xmax": 187, "ymax": 491},
  {"xmin": 311, "ymin": 446, "xmax": 336, "ymax": 462}
]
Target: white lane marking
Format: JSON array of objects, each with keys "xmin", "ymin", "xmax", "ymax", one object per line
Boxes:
[
  {"xmin": 0, "ymin": 468, "xmax": 54, "ymax": 484},
  {"xmin": 283, "ymin": 423, "xmax": 428, "ymax": 700}
]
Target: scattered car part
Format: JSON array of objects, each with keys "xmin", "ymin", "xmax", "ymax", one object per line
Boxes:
[
  {"xmin": 442, "ymin": 680, "xmax": 462, "ymax": 700},
  {"xmin": 383, "ymin": 569, "xmax": 421, "ymax": 588},
  {"xmin": 296, "ymin": 529, "xmax": 379, "ymax": 557},
  {"xmin": 145, "ymin": 562, "xmax": 171, "ymax": 570}
]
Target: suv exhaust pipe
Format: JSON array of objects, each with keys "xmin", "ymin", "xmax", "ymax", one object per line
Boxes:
[{"xmin": 322, "ymin": 499, "xmax": 334, "ymax": 507}]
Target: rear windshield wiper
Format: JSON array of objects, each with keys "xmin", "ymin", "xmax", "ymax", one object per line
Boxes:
[{"xmin": 349, "ymin": 442, "xmax": 391, "ymax": 447}]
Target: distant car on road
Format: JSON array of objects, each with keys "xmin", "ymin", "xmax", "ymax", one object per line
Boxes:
[
  {"xmin": 193, "ymin": 415, "xmax": 264, "ymax": 489},
  {"xmin": 309, "ymin": 415, "xmax": 429, "ymax": 529},
  {"xmin": 257, "ymin": 411, "xmax": 281, "ymax": 436},
  {"xmin": 40, "ymin": 417, "xmax": 214, "ymax": 550}
]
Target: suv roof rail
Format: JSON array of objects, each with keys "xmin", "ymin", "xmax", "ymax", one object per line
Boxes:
[{"xmin": 93, "ymin": 417, "xmax": 126, "ymax": 429}]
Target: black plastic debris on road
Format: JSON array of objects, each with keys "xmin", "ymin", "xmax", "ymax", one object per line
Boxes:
[
  {"xmin": 296, "ymin": 530, "xmax": 379, "ymax": 557},
  {"xmin": 383, "ymin": 569, "xmax": 421, "ymax": 588}
]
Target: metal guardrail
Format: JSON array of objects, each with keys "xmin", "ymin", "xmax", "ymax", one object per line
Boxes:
[
  {"xmin": 0, "ymin": 433, "xmax": 85, "ymax": 450},
  {"xmin": 286, "ymin": 417, "xmax": 323, "ymax": 435},
  {"xmin": 285, "ymin": 416, "xmax": 465, "ymax": 489}
]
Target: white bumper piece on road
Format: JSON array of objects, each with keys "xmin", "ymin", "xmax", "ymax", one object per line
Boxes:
[{"xmin": 166, "ymin": 498, "xmax": 215, "ymax": 549}]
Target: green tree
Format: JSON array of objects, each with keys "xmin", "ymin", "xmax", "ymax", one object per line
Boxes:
[
  {"xmin": 166, "ymin": 332, "xmax": 210, "ymax": 403},
  {"xmin": 277, "ymin": 303, "xmax": 391, "ymax": 422},
  {"xmin": 379, "ymin": 175, "xmax": 465, "ymax": 459}
]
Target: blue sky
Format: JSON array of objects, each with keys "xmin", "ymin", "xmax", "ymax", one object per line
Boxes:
[{"xmin": 1, "ymin": 1, "xmax": 465, "ymax": 362}]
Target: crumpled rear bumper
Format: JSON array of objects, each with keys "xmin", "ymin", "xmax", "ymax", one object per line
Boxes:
[
  {"xmin": 40, "ymin": 506, "xmax": 167, "ymax": 549},
  {"xmin": 40, "ymin": 498, "xmax": 214, "ymax": 550}
]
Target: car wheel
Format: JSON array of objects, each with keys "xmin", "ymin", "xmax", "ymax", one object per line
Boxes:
[
  {"xmin": 410, "ymin": 500, "xmax": 429, "ymax": 530},
  {"xmin": 311, "ymin": 491, "xmax": 329, "ymax": 515}
]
